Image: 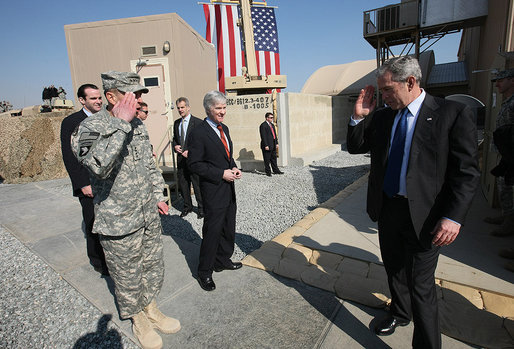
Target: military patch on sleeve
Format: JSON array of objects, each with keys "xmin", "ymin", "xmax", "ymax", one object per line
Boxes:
[{"xmin": 78, "ymin": 132, "xmax": 100, "ymax": 157}]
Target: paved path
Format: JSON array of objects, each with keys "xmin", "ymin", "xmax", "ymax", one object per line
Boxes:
[{"xmin": 1, "ymin": 177, "xmax": 504, "ymax": 348}]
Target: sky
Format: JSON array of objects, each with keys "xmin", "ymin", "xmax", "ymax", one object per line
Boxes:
[{"xmin": 1, "ymin": 0, "xmax": 461, "ymax": 109}]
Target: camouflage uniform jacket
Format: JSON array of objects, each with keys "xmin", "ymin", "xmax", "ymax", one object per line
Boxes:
[
  {"xmin": 497, "ymin": 94, "xmax": 514, "ymax": 128},
  {"xmin": 71, "ymin": 109, "xmax": 165, "ymax": 237}
]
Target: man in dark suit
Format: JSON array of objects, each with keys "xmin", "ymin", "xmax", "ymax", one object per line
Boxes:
[
  {"xmin": 60, "ymin": 83, "xmax": 108, "ymax": 276},
  {"xmin": 172, "ymin": 97, "xmax": 204, "ymax": 218},
  {"xmin": 188, "ymin": 90, "xmax": 242, "ymax": 291},
  {"xmin": 347, "ymin": 56, "xmax": 479, "ymax": 349},
  {"xmin": 259, "ymin": 112, "xmax": 283, "ymax": 176}
]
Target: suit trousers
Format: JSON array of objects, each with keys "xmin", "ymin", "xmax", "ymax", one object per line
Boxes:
[
  {"xmin": 177, "ymin": 162, "xmax": 203, "ymax": 213},
  {"xmin": 378, "ymin": 195, "xmax": 441, "ymax": 349},
  {"xmin": 198, "ymin": 199, "xmax": 237, "ymax": 278},
  {"xmin": 78, "ymin": 196, "xmax": 107, "ymax": 270},
  {"xmin": 99, "ymin": 211, "xmax": 164, "ymax": 319},
  {"xmin": 262, "ymin": 148, "xmax": 280, "ymax": 175}
]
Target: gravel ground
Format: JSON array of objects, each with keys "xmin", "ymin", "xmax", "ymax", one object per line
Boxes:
[
  {"xmin": 0, "ymin": 226, "xmax": 138, "ymax": 349},
  {"xmin": 161, "ymin": 150, "xmax": 370, "ymax": 260},
  {"xmin": 0, "ymin": 150, "xmax": 369, "ymax": 348}
]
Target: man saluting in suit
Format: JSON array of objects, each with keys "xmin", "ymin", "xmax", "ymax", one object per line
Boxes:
[
  {"xmin": 188, "ymin": 90, "xmax": 242, "ymax": 291},
  {"xmin": 347, "ymin": 56, "xmax": 479, "ymax": 349},
  {"xmin": 172, "ymin": 97, "xmax": 204, "ymax": 218}
]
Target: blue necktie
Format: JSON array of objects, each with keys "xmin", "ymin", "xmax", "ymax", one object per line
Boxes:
[{"xmin": 383, "ymin": 108, "xmax": 409, "ymax": 197}]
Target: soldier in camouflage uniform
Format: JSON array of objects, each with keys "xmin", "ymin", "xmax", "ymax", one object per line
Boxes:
[
  {"xmin": 72, "ymin": 71, "xmax": 180, "ymax": 349},
  {"xmin": 486, "ymin": 69, "xmax": 514, "ymax": 273},
  {"xmin": 485, "ymin": 69, "xmax": 514, "ymax": 237}
]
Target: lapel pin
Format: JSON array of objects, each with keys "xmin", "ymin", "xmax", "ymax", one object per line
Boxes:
[{"xmin": 426, "ymin": 117, "xmax": 433, "ymax": 121}]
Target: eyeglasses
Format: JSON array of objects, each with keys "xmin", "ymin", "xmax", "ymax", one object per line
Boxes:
[{"xmin": 141, "ymin": 110, "xmax": 149, "ymax": 114}]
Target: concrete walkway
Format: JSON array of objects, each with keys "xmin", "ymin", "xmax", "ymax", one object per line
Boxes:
[{"xmin": 0, "ymin": 177, "xmax": 511, "ymax": 348}]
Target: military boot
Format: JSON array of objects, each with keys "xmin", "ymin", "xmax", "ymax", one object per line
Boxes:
[
  {"xmin": 483, "ymin": 215, "xmax": 505, "ymax": 225},
  {"xmin": 144, "ymin": 299, "xmax": 181, "ymax": 334},
  {"xmin": 131, "ymin": 310, "xmax": 163, "ymax": 349},
  {"xmin": 491, "ymin": 214, "xmax": 514, "ymax": 237}
]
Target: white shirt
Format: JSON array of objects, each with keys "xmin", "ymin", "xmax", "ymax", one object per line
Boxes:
[
  {"xmin": 83, "ymin": 108, "xmax": 93, "ymax": 117},
  {"xmin": 205, "ymin": 117, "xmax": 230, "ymax": 153},
  {"xmin": 350, "ymin": 90, "xmax": 426, "ymax": 196}
]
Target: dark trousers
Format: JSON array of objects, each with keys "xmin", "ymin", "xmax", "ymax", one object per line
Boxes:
[
  {"xmin": 177, "ymin": 163, "xmax": 203, "ymax": 213},
  {"xmin": 78, "ymin": 196, "xmax": 107, "ymax": 271},
  {"xmin": 378, "ymin": 195, "xmax": 441, "ymax": 349},
  {"xmin": 262, "ymin": 147, "xmax": 280, "ymax": 175},
  {"xmin": 197, "ymin": 199, "xmax": 236, "ymax": 278}
]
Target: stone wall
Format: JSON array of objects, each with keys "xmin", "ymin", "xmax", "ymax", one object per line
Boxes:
[
  {"xmin": 285, "ymin": 93, "xmax": 351, "ymax": 157},
  {"xmin": 0, "ymin": 111, "xmax": 72, "ymax": 183},
  {"xmin": 223, "ymin": 92, "xmax": 354, "ymax": 170}
]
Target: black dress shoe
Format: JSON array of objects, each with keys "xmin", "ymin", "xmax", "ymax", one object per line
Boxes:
[
  {"xmin": 180, "ymin": 209, "xmax": 192, "ymax": 217},
  {"xmin": 214, "ymin": 261, "xmax": 243, "ymax": 272},
  {"xmin": 374, "ymin": 316, "xmax": 409, "ymax": 336},
  {"xmin": 266, "ymin": 173, "xmax": 272, "ymax": 177},
  {"xmin": 273, "ymin": 171, "xmax": 284, "ymax": 174},
  {"xmin": 197, "ymin": 276, "xmax": 216, "ymax": 291}
]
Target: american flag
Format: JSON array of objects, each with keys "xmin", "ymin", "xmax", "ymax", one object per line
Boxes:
[{"xmin": 203, "ymin": 3, "xmax": 281, "ymax": 92}]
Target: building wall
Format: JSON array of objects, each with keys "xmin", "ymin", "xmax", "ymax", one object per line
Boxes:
[
  {"xmin": 64, "ymin": 13, "xmax": 216, "ymax": 163},
  {"xmin": 460, "ymin": 0, "xmax": 513, "ymax": 103},
  {"xmin": 285, "ymin": 93, "xmax": 349, "ymax": 158},
  {"xmin": 222, "ymin": 92, "xmax": 352, "ymax": 170},
  {"xmin": 223, "ymin": 94, "xmax": 276, "ymax": 166}
]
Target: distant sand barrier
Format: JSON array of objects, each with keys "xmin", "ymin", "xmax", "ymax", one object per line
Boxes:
[{"xmin": 0, "ymin": 110, "xmax": 73, "ymax": 183}]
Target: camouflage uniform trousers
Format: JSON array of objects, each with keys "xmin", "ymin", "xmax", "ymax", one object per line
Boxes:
[
  {"xmin": 495, "ymin": 95, "xmax": 514, "ymax": 216},
  {"xmin": 99, "ymin": 210, "xmax": 164, "ymax": 319},
  {"xmin": 497, "ymin": 176, "xmax": 514, "ymax": 216}
]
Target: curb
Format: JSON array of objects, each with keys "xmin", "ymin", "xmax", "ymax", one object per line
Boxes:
[{"xmin": 242, "ymin": 173, "xmax": 514, "ymax": 348}]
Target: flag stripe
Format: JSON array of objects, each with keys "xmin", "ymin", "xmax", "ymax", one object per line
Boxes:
[
  {"xmin": 264, "ymin": 52, "xmax": 271, "ymax": 76},
  {"xmin": 215, "ymin": 5, "xmax": 225, "ymax": 92},
  {"xmin": 203, "ymin": 4, "xmax": 212, "ymax": 43}
]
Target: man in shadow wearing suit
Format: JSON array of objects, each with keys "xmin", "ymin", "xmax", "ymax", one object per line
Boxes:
[
  {"xmin": 347, "ymin": 56, "xmax": 479, "ymax": 349},
  {"xmin": 259, "ymin": 112, "xmax": 283, "ymax": 176},
  {"xmin": 172, "ymin": 97, "xmax": 204, "ymax": 218},
  {"xmin": 60, "ymin": 83, "xmax": 108, "ymax": 276},
  {"xmin": 188, "ymin": 90, "xmax": 242, "ymax": 291}
]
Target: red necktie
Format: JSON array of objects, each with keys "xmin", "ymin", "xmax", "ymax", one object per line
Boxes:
[
  {"xmin": 269, "ymin": 122, "xmax": 276, "ymax": 139},
  {"xmin": 217, "ymin": 124, "xmax": 230, "ymax": 158}
]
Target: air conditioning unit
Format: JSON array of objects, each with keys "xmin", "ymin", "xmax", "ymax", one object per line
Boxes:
[{"xmin": 377, "ymin": 1, "xmax": 418, "ymax": 32}]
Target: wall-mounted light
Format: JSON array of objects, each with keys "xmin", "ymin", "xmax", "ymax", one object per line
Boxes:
[{"xmin": 163, "ymin": 41, "xmax": 171, "ymax": 54}]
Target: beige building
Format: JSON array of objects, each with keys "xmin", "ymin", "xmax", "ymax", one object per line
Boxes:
[
  {"xmin": 64, "ymin": 13, "xmax": 217, "ymax": 164},
  {"xmin": 301, "ymin": 0, "xmax": 514, "ymax": 205}
]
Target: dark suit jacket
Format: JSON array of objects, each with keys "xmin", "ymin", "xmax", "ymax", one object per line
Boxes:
[
  {"xmin": 347, "ymin": 94, "xmax": 480, "ymax": 236},
  {"xmin": 187, "ymin": 120, "xmax": 237, "ymax": 210},
  {"xmin": 172, "ymin": 115, "xmax": 203, "ymax": 167},
  {"xmin": 259, "ymin": 121, "xmax": 278, "ymax": 150},
  {"xmin": 61, "ymin": 109, "xmax": 90, "ymax": 197}
]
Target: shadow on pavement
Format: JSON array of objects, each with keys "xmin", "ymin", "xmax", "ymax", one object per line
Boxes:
[{"xmin": 72, "ymin": 314, "xmax": 123, "ymax": 349}]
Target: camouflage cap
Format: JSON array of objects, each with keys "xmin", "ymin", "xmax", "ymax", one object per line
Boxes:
[
  {"xmin": 492, "ymin": 68, "xmax": 514, "ymax": 81},
  {"xmin": 101, "ymin": 71, "xmax": 149, "ymax": 94}
]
